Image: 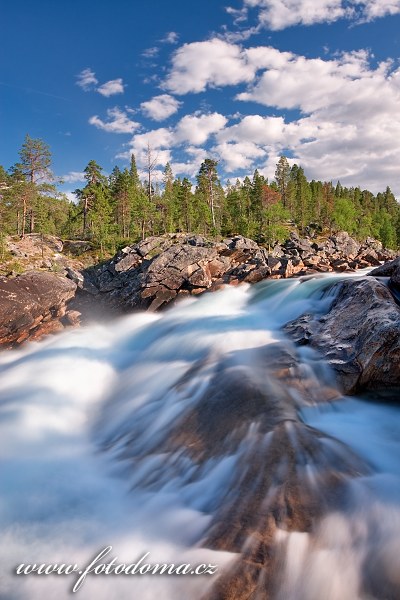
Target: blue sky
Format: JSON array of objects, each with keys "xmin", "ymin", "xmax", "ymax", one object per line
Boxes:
[{"xmin": 1, "ymin": 0, "xmax": 400, "ymax": 198}]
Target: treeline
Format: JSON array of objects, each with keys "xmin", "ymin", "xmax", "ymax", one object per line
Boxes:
[{"xmin": 1, "ymin": 136, "xmax": 399, "ymax": 254}]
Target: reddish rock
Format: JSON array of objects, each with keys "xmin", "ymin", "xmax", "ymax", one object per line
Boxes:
[{"xmin": 0, "ymin": 271, "xmax": 77, "ymax": 347}]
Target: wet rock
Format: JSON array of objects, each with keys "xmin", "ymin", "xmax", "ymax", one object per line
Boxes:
[
  {"xmin": 285, "ymin": 277, "xmax": 400, "ymax": 393},
  {"xmin": 369, "ymin": 257, "xmax": 400, "ymax": 294},
  {"xmin": 61, "ymin": 309, "xmax": 82, "ymax": 326},
  {"xmin": 0, "ymin": 271, "xmax": 77, "ymax": 347},
  {"xmin": 369, "ymin": 256, "xmax": 400, "ymax": 278}
]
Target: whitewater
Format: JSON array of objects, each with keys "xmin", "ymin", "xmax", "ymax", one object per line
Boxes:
[{"xmin": 0, "ymin": 273, "xmax": 399, "ymax": 599}]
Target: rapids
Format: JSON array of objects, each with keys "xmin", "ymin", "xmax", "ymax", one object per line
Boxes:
[{"xmin": 0, "ymin": 272, "xmax": 399, "ymax": 599}]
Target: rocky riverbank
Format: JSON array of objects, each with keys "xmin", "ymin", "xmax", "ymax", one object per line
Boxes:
[
  {"xmin": 71, "ymin": 231, "xmax": 396, "ymax": 312},
  {"xmin": 0, "ymin": 231, "xmax": 398, "ymax": 365}
]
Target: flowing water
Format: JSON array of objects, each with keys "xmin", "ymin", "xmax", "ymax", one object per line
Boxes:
[{"xmin": 0, "ymin": 273, "xmax": 399, "ymax": 599}]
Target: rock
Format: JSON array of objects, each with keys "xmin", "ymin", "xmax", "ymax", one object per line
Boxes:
[
  {"xmin": 113, "ymin": 251, "xmax": 141, "ymax": 273},
  {"xmin": 0, "ymin": 271, "xmax": 77, "ymax": 347},
  {"xmin": 63, "ymin": 240, "xmax": 93, "ymax": 255},
  {"xmin": 101, "ymin": 346, "xmax": 365, "ymax": 600},
  {"xmin": 284, "ymin": 277, "xmax": 400, "ymax": 393},
  {"xmin": 331, "ymin": 259, "xmax": 352, "ymax": 272},
  {"xmin": 330, "ymin": 231, "xmax": 360, "ymax": 258},
  {"xmin": 65, "ymin": 266, "xmax": 85, "ymax": 287},
  {"xmin": 61, "ymin": 310, "xmax": 82, "ymax": 326},
  {"xmin": 364, "ymin": 236, "xmax": 383, "ymax": 250},
  {"xmin": 369, "ymin": 256, "xmax": 400, "ymax": 295},
  {"xmin": 268, "ymin": 256, "xmax": 282, "ymax": 272},
  {"xmin": 243, "ymin": 265, "xmax": 271, "ymax": 283},
  {"xmin": 280, "ymin": 257, "xmax": 304, "ymax": 278},
  {"xmin": 356, "ymin": 250, "xmax": 381, "ymax": 266},
  {"xmin": 369, "ymin": 256, "xmax": 400, "ymax": 278},
  {"xmin": 223, "ymin": 235, "xmax": 259, "ymax": 251},
  {"xmin": 187, "ymin": 235, "xmax": 208, "ymax": 247},
  {"xmin": 82, "ymin": 232, "xmax": 398, "ymax": 313}
]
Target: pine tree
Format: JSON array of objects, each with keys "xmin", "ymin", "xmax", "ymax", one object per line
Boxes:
[
  {"xmin": 274, "ymin": 156, "xmax": 290, "ymax": 208},
  {"xmin": 75, "ymin": 160, "xmax": 112, "ymax": 249},
  {"xmin": 196, "ymin": 159, "xmax": 222, "ymax": 233}
]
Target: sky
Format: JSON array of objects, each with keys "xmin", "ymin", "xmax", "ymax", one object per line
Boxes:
[{"xmin": 1, "ymin": 0, "xmax": 400, "ymax": 199}]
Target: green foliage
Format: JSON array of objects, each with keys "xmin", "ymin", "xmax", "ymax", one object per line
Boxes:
[
  {"xmin": 332, "ymin": 198, "xmax": 357, "ymax": 234},
  {"xmin": 1, "ymin": 141, "xmax": 399, "ymax": 252},
  {"xmin": 262, "ymin": 202, "xmax": 291, "ymax": 250}
]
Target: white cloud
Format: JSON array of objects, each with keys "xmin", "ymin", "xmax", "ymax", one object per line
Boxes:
[
  {"xmin": 212, "ymin": 140, "xmax": 266, "ymax": 171},
  {"xmin": 97, "ymin": 78, "xmax": 125, "ymax": 97},
  {"xmin": 76, "ymin": 70, "xmax": 126, "ymax": 96},
  {"xmin": 243, "ymin": 0, "xmax": 349, "ymax": 30},
  {"xmin": 160, "ymin": 31, "xmax": 179, "ymax": 44},
  {"xmin": 211, "ymin": 46, "xmax": 400, "ymax": 192},
  {"xmin": 142, "ymin": 47, "xmax": 159, "ymax": 58},
  {"xmin": 236, "ymin": 49, "xmax": 395, "ymax": 115},
  {"xmin": 360, "ymin": 0, "xmax": 400, "ymax": 20},
  {"xmin": 175, "ymin": 113, "xmax": 228, "ymax": 145},
  {"xmin": 64, "ymin": 191, "xmax": 79, "ymax": 204},
  {"xmin": 108, "ymin": 35, "xmax": 400, "ymax": 194},
  {"xmin": 164, "ymin": 38, "xmax": 255, "ymax": 94},
  {"xmin": 76, "ymin": 68, "xmax": 98, "ymax": 91},
  {"xmin": 120, "ymin": 112, "xmax": 227, "ymax": 177},
  {"xmin": 140, "ymin": 94, "xmax": 182, "ymax": 121},
  {"xmin": 62, "ymin": 171, "xmax": 86, "ymax": 184},
  {"xmin": 89, "ymin": 107, "xmax": 139, "ymax": 134},
  {"xmin": 236, "ymin": 0, "xmax": 400, "ymax": 30},
  {"xmin": 163, "ymin": 39, "xmax": 400, "ymax": 192}
]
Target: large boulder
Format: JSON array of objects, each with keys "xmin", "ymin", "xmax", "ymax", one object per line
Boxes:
[
  {"xmin": 330, "ymin": 231, "xmax": 361, "ymax": 258},
  {"xmin": 369, "ymin": 257, "xmax": 400, "ymax": 295},
  {"xmin": 81, "ymin": 234, "xmax": 266, "ymax": 311},
  {"xmin": 0, "ymin": 271, "xmax": 77, "ymax": 347},
  {"xmin": 284, "ymin": 277, "xmax": 400, "ymax": 393}
]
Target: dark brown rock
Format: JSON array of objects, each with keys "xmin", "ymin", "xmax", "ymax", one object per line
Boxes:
[{"xmin": 0, "ymin": 271, "xmax": 77, "ymax": 347}]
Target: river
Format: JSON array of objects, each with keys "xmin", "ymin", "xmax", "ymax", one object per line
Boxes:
[{"xmin": 0, "ymin": 273, "xmax": 399, "ymax": 599}]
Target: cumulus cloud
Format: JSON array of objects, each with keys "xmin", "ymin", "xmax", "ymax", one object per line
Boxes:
[
  {"xmin": 120, "ymin": 112, "xmax": 227, "ymax": 177},
  {"xmin": 232, "ymin": 0, "xmax": 400, "ymax": 31},
  {"xmin": 164, "ymin": 39, "xmax": 255, "ymax": 94},
  {"xmin": 97, "ymin": 78, "xmax": 125, "ymax": 97},
  {"xmin": 140, "ymin": 94, "xmax": 182, "ymax": 121},
  {"xmin": 360, "ymin": 0, "xmax": 400, "ymax": 20},
  {"xmin": 161, "ymin": 37, "xmax": 400, "ymax": 192},
  {"xmin": 89, "ymin": 107, "xmax": 140, "ymax": 134},
  {"xmin": 223, "ymin": 46, "xmax": 400, "ymax": 192},
  {"xmin": 175, "ymin": 113, "xmax": 228, "ymax": 145},
  {"xmin": 242, "ymin": 0, "xmax": 349, "ymax": 29},
  {"xmin": 212, "ymin": 140, "xmax": 266, "ymax": 171},
  {"xmin": 76, "ymin": 68, "xmax": 98, "ymax": 91}
]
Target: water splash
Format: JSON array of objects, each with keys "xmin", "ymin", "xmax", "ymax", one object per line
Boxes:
[{"xmin": 0, "ymin": 273, "xmax": 398, "ymax": 599}]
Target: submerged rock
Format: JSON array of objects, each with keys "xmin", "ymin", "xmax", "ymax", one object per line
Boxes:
[{"xmin": 97, "ymin": 342, "xmax": 367, "ymax": 600}]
